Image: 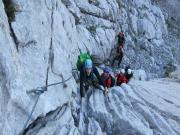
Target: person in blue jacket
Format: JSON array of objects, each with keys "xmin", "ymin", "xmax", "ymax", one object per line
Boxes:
[{"xmin": 80, "ymin": 59, "xmax": 104, "ymax": 97}]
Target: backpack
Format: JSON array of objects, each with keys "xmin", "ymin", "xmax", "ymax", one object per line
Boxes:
[
  {"xmin": 118, "ymin": 73, "xmax": 127, "ymax": 84},
  {"xmin": 76, "ymin": 52, "xmax": 91, "ymax": 71},
  {"xmin": 111, "ymin": 77, "xmax": 115, "ymax": 87},
  {"xmin": 91, "ymin": 54, "xmax": 104, "ymax": 66}
]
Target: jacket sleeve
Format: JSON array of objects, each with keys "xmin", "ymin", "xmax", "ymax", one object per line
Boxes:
[
  {"xmin": 93, "ymin": 67, "xmax": 104, "ymax": 87},
  {"xmin": 107, "ymin": 78, "xmax": 111, "ymax": 88},
  {"xmin": 80, "ymin": 69, "xmax": 84, "ymax": 97},
  {"xmin": 123, "ymin": 37, "xmax": 125, "ymax": 44}
]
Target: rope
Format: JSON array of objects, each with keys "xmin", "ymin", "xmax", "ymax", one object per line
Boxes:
[
  {"xmin": 20, "ymin": 93, "xmax": 41, "ymax": 135},
  {"xmin": 21, "ymin": 75, "xmax": 73, "ymax": 134},
  {"xmin": 72, "ymin": 68, "xmax": 78, "ymax": 71},
  {"xmin": 47, "ymin": 75, "xmax": 72, "ymax": 87},
  {"xmin": 26, "ymin": 75, "xmax": 73, "ymax": 94}
]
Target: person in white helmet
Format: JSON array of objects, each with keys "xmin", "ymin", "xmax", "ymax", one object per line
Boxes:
[
  {"xmin": 115, "ymin": 69, "xmax": 127, "ymax": 86},
  {"xmin": 120, "ymin": 69, "xmax": 125, "ymax": 74},
  {"xmin": 125, "ymin": 66, "xmax": 133, "ymax": 82}
]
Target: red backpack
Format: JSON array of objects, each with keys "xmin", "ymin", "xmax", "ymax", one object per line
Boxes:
[{"xmin": 116, "ymin": 73, "xmax": 127, "ymax": 85}]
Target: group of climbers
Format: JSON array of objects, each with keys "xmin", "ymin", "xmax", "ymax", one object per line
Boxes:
[
  {"xmin": 100, "ymin": 66, "xmax": 133, "ymax": 87},
  {"xmin": 76, "ymin": 32, "xmax": 133, "ymax": 98},
  {"xmin": 115, "ymin": 66, "xmax": 133, "ymax": 86}
]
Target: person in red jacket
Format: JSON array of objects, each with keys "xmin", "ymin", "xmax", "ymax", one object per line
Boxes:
[
  {"xmin": 116, "ymin": 69, "xmax": 127, "ymax": 86},
  {"xmin": 112, "ymin": 32, "xmax": 125, "ymax": 67},
  {"xmin": 101, "ymin": 67, "xmax": 115, "ymax": 88}
]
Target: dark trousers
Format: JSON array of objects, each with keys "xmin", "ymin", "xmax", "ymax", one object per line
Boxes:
[
  {"xmin": 111, "ymin": 51, "xmax": 123, "ymax": 67},
  {"xmin": 80, "ymin": 85, "xmax": 89, "ymax": 98}
]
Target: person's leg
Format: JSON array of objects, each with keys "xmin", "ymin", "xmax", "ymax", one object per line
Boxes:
[
  {"xmin": 81, "ymin": 82, "xmax": 90, "ymax": 97},
  {"xmin": 80, "ymin": 85, "xmax": 85, "ymax": 98},
  {"xmin": 85, "ymin": 85, "xmax": 89, "ymax": 91},
  {"xmin": 81, "ymin": 84, "xmax": 89, "ymax": 97},
  {"xmin": 112, "ymin": 55, "xmax": 119, "ymax": 66},
  {"xmin": 111, "ymin": 57, "xmax": 116, "ymax": 66},
  {"xmin": 118, "ymin": 51, "xmax": 124, "ymax": 67}
]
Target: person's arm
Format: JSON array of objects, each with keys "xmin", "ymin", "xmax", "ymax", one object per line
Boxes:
[
  {"xmin": 93, "ymin": 67, "xmax": 104, "ymax": 87},
  {"xmin": 128, "ymin": 73, "xmax": 133, "ymax": 82},
  {"xmin": 100, "ymin": 73, "xmax": 103, "ymax": 79},
  {"xmin": 123, "ymin": 37, "xmax": 125, "ymax": 44},
  {"xmin": 118, "ymin": 36, "xmax": 121, "ymax": 44},
  {"xmin": 123, "ymin": 76, "xmax": 128, "ymax": 83},
  {"xmin": 80, "ymin": 70, "xmax": 84, "ymax": 97}
]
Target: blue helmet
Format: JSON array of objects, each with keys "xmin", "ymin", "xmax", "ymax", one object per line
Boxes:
[
  {"xmin": 84, "ymin": 59, "xmax": 93, "ymax": 69},
  {"xmin": 103, "ymin": 66, "xmax": 111, "ymax": 73}
]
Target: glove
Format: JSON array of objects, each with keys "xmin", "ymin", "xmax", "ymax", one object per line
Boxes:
[
  {"xmin": 102, "ymin": 87, "xmax": 108, "ymax": 95},
  {"xmin": 105, "ymin": 87, "xmax": 109, "ymax": 94},
  {"xmin": 99, "ymin": 85, "xmax": 105, "ymax": 91}
]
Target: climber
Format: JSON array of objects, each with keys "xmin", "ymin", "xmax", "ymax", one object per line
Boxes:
[
  {"xmin": 111, "ymin": 32, "xmax": 125, "ymax": 67},
  {"xmin": 125, "ymin": 65, "xmax": 131, "ymax": 73},
  {"xmin": 116, "ymin": 69, "xmax": 127, "ymax": 86},
  {"xmin": 79, "ymin": 59, "xmax": 104, "ymax": 98},
  {"xmin": 124, "ymin": 65, "xmax": 133, "ymax": 82},
  {"xmin": 125, "ymin": 69, "xmax": 133, "ymax": 82},
  {"xmin": 101, "ymin": 66, "xmax": 115, "ymax": 91}
]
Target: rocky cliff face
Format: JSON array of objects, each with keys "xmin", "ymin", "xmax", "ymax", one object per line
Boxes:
[
  {"xmin": 0, "ymin": 0, "xmax": 179, "ymax": 135},
  {"xmin": 153, "ymin": 0, "xmax": 180, "ymax": 64}
]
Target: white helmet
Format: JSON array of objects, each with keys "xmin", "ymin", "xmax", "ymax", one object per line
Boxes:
[
  {"xmin": 120, "ymin": 69, "xmax": 125, "ymax": 74},
  {"xmin": 127, "ymin": 69, "xmax": 132, "ymax": 74}
]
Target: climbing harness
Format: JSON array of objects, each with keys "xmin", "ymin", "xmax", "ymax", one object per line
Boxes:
[{"xmin": 20, "ymin": 75, "xmax": 73, "ymax": 135}]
